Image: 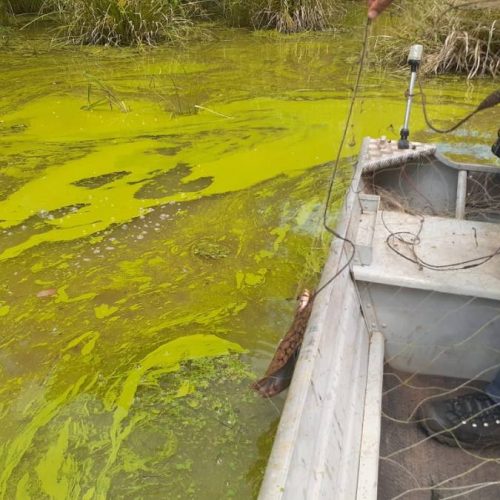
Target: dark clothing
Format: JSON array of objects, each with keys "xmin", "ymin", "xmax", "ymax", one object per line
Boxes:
[{"xmin": 486, "ymin": 370, "xmax": 500, "ymax": 403}]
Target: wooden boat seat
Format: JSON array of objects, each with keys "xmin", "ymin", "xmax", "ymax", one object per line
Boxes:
[{"xmin": 353, "ymin": 209, "xmax": 500, "ymax": 302}]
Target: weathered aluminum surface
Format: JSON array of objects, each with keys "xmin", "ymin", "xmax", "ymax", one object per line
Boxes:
[
  {"xmin": 259, "ymin": 137, "xmax": 500, "ymax": 500},
  {"xmin": 258, "ymin": 139, "xmax": 372, "ymax": 500},
  {"xmin": 353, "ymin": 211, "xmax": 500, "ymax": 301}
]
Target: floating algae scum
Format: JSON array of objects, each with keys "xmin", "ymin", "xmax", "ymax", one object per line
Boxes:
[{"xmin": 0, "ymin": 21, "xmax": 498, "ymax": 500}]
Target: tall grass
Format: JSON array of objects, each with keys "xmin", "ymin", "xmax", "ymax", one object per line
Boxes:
[
  {"xmin": 46, "ymin": 0, "xmax": 196, "ymax": 45},
  {"xmin": 200, "ymin": 0, "xmax": 251, "ymax": 27},
  {"xmin": 6, "ymin": 0, "xmax": 45, "ymax": 14},
  {"xmin": 22, "ymin": 0, "xmax": 347, "ymax": 45},
  {"xmin": 373, "ymin": 0, "xmax": 500, "ymax": 78},
  {"xmin": 5, "ymin": 0, "xmax": 498, "ymax": 65},
  {"xmin": 4, "ymin": 0, "xmax": 346, "ymax": 43},
  {"xmin": 249, "ymin": 0, "xmax": 346, "ymax": 32},
  {"xmin": 204, "ymin": 0, "xmax": 346, "ymax": 32}
]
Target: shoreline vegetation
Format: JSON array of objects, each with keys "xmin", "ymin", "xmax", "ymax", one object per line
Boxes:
[
  {"xmin": 1, "ymin": 0, "xmax": 499, "ymax": 78},
  {"xmin": 373, "ymin": 0, "xmax": 499, "ymax": 79}
]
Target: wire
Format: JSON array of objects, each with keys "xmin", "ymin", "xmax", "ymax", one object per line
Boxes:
[
  {"xmin": 381, "ymin": 210, "xmax": 500, "ymax": 271},
  {"xmin": 418, "ymin": 78, "xmax": 500, "ymax": 134},
  {"xmin": 314, "ymin": 17, "xmax": 372, "ymax": 297},
  {"xmin": 315, "ymin": 10, "xmax": 498, "ymax": 296}
]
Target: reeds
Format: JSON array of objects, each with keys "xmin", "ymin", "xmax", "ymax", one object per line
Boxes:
[
  {"xmin": 199, "ymin": 0, "xmax": 251, "ymax": 27},
  {"xmin": 249, "ymin": 0, "xmax": 345, "ymax": 33},
  {"xmin": 197, "ymin": 0, "xmax": 346, "ymax": 31},
  {"xmin": 6, "ymin": 0, "xmax": 498, "ymax": 59},
  {"xmin": 3, "ymin": 0, "xmax": 346, "ymax": 42},
  {"xmin": 6, "ymin": 0, "xmax": 45, "ymax": 14},
  {"xmin": 82, "ymin": 73, "xmax": 129, "ymax": 112},
  {"xmin": 46, "ymin": 0, "xmax": 195, "ymax": 46},
  {"xmin": 206, "ymin": 0, "xmax": 346, "ymax": 32},
  {"xmin": 373, "ymin": 0, "xmax": 500, "ymax": 78}
]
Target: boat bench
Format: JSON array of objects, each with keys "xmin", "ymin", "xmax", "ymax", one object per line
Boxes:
[
  {"xmin": 352, "ymin": 208, "xmax": 500, "ymax": 381},
  {"xmin": 353, "ymin": 209, "xmax": 500, "ymax": 301}
]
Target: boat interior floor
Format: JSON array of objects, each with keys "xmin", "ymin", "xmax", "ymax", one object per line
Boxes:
[{"xmin": 378, "ymin": 368, "xmax": 500, "ymax": 500}]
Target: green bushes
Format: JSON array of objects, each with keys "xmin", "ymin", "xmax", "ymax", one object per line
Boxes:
[{"xmin": 374, "ymin": 1, "xmax": 500, "ymax": 78}]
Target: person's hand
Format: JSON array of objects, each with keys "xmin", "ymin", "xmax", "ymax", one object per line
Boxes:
[{"xmin": 367, "ymin": 0, "xmax": 394, "ymax": 19}]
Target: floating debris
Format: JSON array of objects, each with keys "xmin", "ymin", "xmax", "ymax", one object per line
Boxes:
[
  {"xmin": 36, "ymin": 288, "xmax": 57, "ymax": 298},
  {"xmin": 191, "ymin": 239, "xmax": 230, "ymax": 260}
]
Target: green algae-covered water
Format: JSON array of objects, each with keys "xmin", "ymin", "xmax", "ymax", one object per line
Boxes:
[{"xmin": 0, "ymin": 23, "xmax": 498, "ymax": 499}]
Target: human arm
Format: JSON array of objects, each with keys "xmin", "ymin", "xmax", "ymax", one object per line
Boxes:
[{"xmin": 367, "ymin": 0, "xmax": 394, "ymax": 19}]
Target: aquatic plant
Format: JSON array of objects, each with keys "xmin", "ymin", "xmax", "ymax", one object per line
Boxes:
[
  {"xmin": 248, "ymin": 0, "xmax": 346, "ymax": 32},
  {"xmin": 83, "ymin": 73, "xmax": 129, "ymax": 112},
  {"xmin": 373, "ymin": 0, "xmax": 500, "ymax": 78},
  {"xmin": 5, "ymin": 0, "xmax": 45, "ymax": 14},
  {"xmin": 46, "ymin": 0, "xmax": 195, "ymax": 46},
  {"xmin": 203, "ymin": 0, "xmax": 346, "ymax": 32},
  {"xmin": 14, "ymin": 0, "xmax": 347, "ymax": 43}
]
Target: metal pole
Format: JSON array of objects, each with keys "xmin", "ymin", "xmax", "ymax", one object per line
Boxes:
[
  {"xmin": 403, "ymin": 71, "xmax": 417, "ymax": 132},
  {"xmin": 456, "ymin": 170, "xmax": 467, "ymax": 220},
  {"xmin": 398, "ymin": 45, "xmax": 423, "ymax": 150}
]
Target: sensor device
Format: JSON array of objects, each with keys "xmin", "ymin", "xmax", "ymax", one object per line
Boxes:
[{"xmin": 398, "ymin": 44, "xmax": 423, "ymax": 150}]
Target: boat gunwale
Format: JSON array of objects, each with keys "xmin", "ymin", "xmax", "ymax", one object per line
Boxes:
[{"xmin": 258, "ymin": 138, "xmax": 370, "ymax": 499}]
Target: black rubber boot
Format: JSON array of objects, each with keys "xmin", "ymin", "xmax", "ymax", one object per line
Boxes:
[{"xmin": 419, "ymin": 392, "xmax": 500, "ymax": 448}]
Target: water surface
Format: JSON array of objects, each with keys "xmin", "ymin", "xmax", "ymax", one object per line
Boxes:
[{"xmin": 0, "ymin": 24, "xmax": 498, "ymax": 499}]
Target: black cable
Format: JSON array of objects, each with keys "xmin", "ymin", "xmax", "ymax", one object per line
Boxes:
[
  {"xmin": 381, "ymin": 210, "xmax": 500, "ymax": 272},
  {"xmin": 314, "ymin": 17, "xmax": 372, "ymax": 297},
  {"xmin": 418, "ymin": 78, "xmax": 500, "ymax": 134},
  {"xmin": 314, "ymin": 10, "xmax": 499, "ymax": 295}
]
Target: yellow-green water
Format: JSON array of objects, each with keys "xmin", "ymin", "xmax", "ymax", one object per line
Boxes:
[{"xmin": 0, "ymin": 24, "xmax": 498, "ymax": 500}]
